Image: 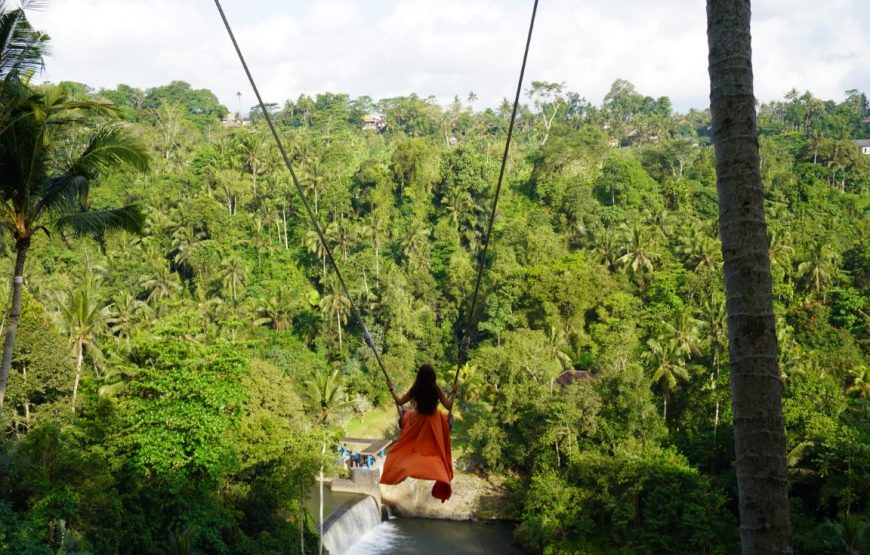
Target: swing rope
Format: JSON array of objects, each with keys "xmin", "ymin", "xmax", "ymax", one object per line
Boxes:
[
  {"xmin": 213, "ymin": 0, "xmax": 398, "ymax": 407},
  {"xmin": 449, "ymin": 0, "xmax": 539, "ymax": 418},
  {"xmin": 214, "ymin": 0, "xmax": 539, "ymax": 420}
]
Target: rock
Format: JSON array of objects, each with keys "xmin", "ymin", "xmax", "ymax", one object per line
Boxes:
[{"xmin": 380, "ymin": 473, "xmax": 510, "ymax": 521}]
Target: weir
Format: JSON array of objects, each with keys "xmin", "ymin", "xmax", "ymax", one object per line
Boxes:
[{"xmin": 320, "ymin": 495, "xmax": 383, "ymax": 555}]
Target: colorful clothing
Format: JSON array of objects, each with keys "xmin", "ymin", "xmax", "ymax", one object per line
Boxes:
[{"xmin": 379, "ymin": 408, "xmax": 453, "ymax": 502}]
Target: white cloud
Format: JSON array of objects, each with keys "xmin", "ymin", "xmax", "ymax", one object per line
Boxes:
[{"xmin": 26, "ymin": 0, "xmax": 870, "ymax": 113}]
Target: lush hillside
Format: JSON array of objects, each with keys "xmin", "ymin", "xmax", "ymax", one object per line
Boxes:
[{"xmin": 0, "ymin": 67, "xmax": 867, "ymax": 554}]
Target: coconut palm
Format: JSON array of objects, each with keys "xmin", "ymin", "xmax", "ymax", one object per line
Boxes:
[
  {"xmin": 58, "ymin": 287, "xmax": 109, "ymax": 412},
  {"xmin": 616, "ymin": 222, "xmax": 658, "ymax": 277},
  {"xmin": 319, "ymin": 280, "xmax": 350, "ymax": 351},
  {"xmin": 220, "ymin": 253, "xmax": 247, "ymax": 303},
  {"xmin": 708, "ymin": 0, "xmax": 791, "ymax": 547},
  {"xmin": 797, "ymin": 241, "xmax": 839, "ymax": 298},
  {"xmin": 767, "ymin": 229, "xmax": 795, "ymax": 279},
  {"xmin": 0, "ymin": 83, "xmax": 149, "ymax": 414},
  {"xmin": 106, "ymin": 290, "xmax": 151, "ymax": 347},
  {"xmin": 139, "ymin": 263, "xmax": 182, "ymax": 306},
  {"xmin": 301, "ymin": 155, "xmax": 326, "ymax": 214},
  {"xmin": 235, "ymin": 129, "xmax": 269, "ymax": 194},
  {"xmin": 697, "ymin": 295, "xmax": 727, "ymax": 436},
  {"xmin": 846, "ymin": 365, "xmax": 870, "ymax": 400},
  {"xmin": 171, "ymin": 225, "xmax": 205, "ymax": 274},
  {"xmin": 401, "ymin": 227, "xmax": 431, "ymax": 272},
  {"xmin": 592, "ymin": 227, "xmax": 620, "ymax": 273},
  {"xmin": 665, "ymin": 309, "xmax": 703, "ymax": 359},
  {"xmin": 254, "ymin": 288, "xmax": 296, "ymax": 331},
  {"xmin": 325, "ymin": 216, "xmax": 356, "ymax": 262},
  {"xmin": 304, "ymin": 229, "xmax": 328, "ymax": 276},
  {"xmin": 301, "ymin": 367, "xmax": 352, "ymax": 425},
  {"xmin": 645, "ymin": 337, "xmax": 688, "ymax": 421},
  {"xmin": 546, "ymin": 325, "xmax": 573, "ymax": 370},
  {"xmin": 679, "ymin": 229, "xmax": 722, "ymax": 273},
  {"xmin": 0, "ymin": 1, "xmax": 49, "ymax": 88},
  {"xmin": 358, "ymin": 215, "xmax": 386, "ymax": 280}
]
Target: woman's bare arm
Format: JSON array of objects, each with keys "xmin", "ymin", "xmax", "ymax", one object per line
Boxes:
[
  {"xmin": 393, "ymin": 388, "xmax": 411, "ymax": 406},
  {"xmin": 437, "ymin": 385, "xmax": 453, "ymax": 411}
]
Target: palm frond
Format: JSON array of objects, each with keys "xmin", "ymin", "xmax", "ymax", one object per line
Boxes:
[
  {"xmin": 19, "ymin": 1, "xmax": 52, "ymax": 12},
  {"xmin": 71, "ymin": 125, "xmax": 149, "ymax": 172},
  {"xmin": 0, "ymin": 5, "xmax": 48, "ymax": 83},
  {"xmin": 36, "ymin": 126, "xmax": 149, "ymax": 216},
  {"xmin": 52, "ymin": 204, "xmax": 145, "ymax": 236}
]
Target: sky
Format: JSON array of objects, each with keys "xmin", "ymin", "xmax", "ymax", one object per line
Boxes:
[{"xmin": 26, "ymin": 0, "xmax": 870, "ymax": 114}]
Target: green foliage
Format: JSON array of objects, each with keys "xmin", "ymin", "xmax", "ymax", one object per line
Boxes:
[
  {"xmin": 2, "ymin": 291, "xmax": 74, "ymax": 433},
  {"xmin": 0, "ymin": 28, "xmax": 865, "ymax": 551},
  {"xmin": 514, "ymin": 447, "xmax": 736, "ymax": 554}
]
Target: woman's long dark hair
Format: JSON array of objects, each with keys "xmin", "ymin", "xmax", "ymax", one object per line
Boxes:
[{"xmin": 409, "ymin": 364, "xmax": 439, "ymax": 415}]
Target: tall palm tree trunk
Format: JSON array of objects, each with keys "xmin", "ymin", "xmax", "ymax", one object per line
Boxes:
[
  {"xmin": 707, "ymin": 1, "xmax": 791, "ymax": 552},
  {"xmin": 0, "ymin": 238, "xmax": 30, "ymax": 414},
  {"xmin": 71, "ymin": 341, "xmax": 84, "ymax": 412},
  {"xmin": 712, "ymin": 343, "xmax": 721, "ymax": 440},
  {"xmin": 319, "ymin": 440, "xmax": 326, "ymax": 555},
  {"xmin": 336, "ymin": 309, "xmax": 343, "ymax": 351}
]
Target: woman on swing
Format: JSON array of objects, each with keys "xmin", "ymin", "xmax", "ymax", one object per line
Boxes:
[{"xmin": 379, "ymin": 363, "xmax": 455, "ymax": 502}]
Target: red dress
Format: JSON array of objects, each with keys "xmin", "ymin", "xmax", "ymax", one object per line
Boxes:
[{"xmin": 379, "ymin": 408, "xmax": 453, "ymax": 502}]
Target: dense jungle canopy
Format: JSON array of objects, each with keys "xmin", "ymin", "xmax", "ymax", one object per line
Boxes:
[{"xmin": 0, "ymin": 7, "xmax": 867, "ymax": 554}]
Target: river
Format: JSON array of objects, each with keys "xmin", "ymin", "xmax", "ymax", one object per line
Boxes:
[
  {"xmin": 346, "ymin": 518, "xmax": 522, "ymax": 554},
  {"xmin": 306, "ymin": 485, "xmax": 522, "ymax": 554}
]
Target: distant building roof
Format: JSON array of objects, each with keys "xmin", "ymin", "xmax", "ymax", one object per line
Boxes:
[{"xmin": 854, "ymin": 139, "xmax": 870, "ymax": 147}]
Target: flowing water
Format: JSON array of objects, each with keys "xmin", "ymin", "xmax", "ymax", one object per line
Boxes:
[
  {"xmin": 345, "ymin": 518, "xmax": 521, "ymax": 554},
  {"xmin": 321, "ymin": 496, "xmax": 383, "ymax": 555},
  {"xmin": 305, "ymin": 484, "xmax": 520, "ymax": 554},
  {"xmin": 303, "ymin": 486, "xmax": 362, "ymax": 518}
]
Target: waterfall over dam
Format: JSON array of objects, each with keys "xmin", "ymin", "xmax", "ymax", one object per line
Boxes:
[{"xmin": 321, "ymin": 495, "xmax": 383, "ymax": 555}]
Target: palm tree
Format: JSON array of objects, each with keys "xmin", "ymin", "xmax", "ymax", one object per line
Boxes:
[
  {"xmin": 665, "ymin": 310, "xmax": 703, "ymax": 359},
  {"xmin": 139, "ymin": 263, "xmax": 182, "ymax": 306},
  {"xmin": 846, "ymin": 365, "xmax": 870, "ymax": 400},
  {"xmin": 401, "ymin": 227, "xmax": 431, "ymax": 272},
  {"xmin": 301, "ymin": 155, "xmax": 326, "ymax": 214},
  {"xmin": 0, "ymin": 2, "xmax": 49, "ymax": 88},
  {"xmin": 58, "ymin": 287, "xmax": 109, "ymax": 411},
  {"xmin": 767, "ymin": 229, "xmax": 795, "ymax": 280},
  {"xmin": 645, "ymin": 338, "xmax": 689, "ymax": 421},
  {"xmin": 0, "ymin": 84, "xmax": 149, "ymax": 414},
  {"xmin": 546, "ymin": 325, "xmax": 573, "ymax": 390},
  {"xmin": 679, "ymin": 229, "xmax": 722, "ymax": 273},
  {"xmin": 171, "ymin": 225, "xmax": 205, "ymax": 274},
  {"xmin": 250, "ymin": 216, "xmax": 272, "ymax": 267},
  {"xmin": 325, "ymin": 216, "xmax": 356, "ymax": 262},
  {"xmin": 254, "ymin": 289, "xmax": 296, "ymax": 331},
  {"xmin": 106, "ymin": 290, "xmax": 151, "ymax": 347},
  {"xmin": 546, "ymin": 325, "xmax": 573, "ymax": 370},
  {"xmin": 707, "ymin": 0, "xmax": 791, "ymax": 548},
  {"xmin": 592, "ymin": 227, "xmax": 620, "ymax": 272},
  {"xmin": 644, "ymin": 205, "xmax": 675, "ymax": 237},
  {"xmin": 796, "ymin": 241, "xmax": 839, "ymax": 298},
  {"xmin": 697, "ymin": 295, "xmax": 727, "ymax": 436},
  {"xmin": 235, "ymin": 130, "xmax": 269, "ymax": 194},
  {"xmin": 319, "ymin": 281, "xmax": 351, "ymax": 351},
  {"xmin": 301, "ymin": 367, "xmax": 352, "ymax": 425},
  {"xmin": 441, "ymin": 187, "xmax": 473, "ymax": 234},
  {"xmin": 359, "ymin": 215, "xmax": 386, "ymax": 280},
  {"xmin": 304, "ymin": 229, "xmax": 328, "ymax": 276},
  {"xmin": 817, "ymin": 513, "xmax": 869, "ymax": 555},
  {"xmin": 616, "ymin": 223, "xmax": 658, "ymax": 278},
  {"xmin": 220, "ymin": 253, "xmax": 247, "ymax": 303}
]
